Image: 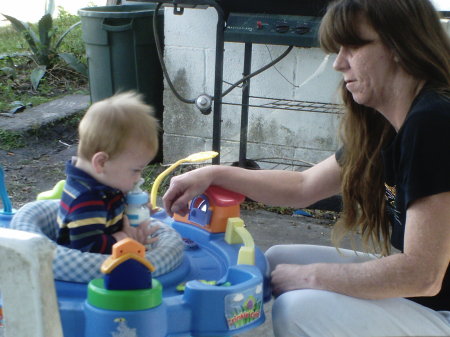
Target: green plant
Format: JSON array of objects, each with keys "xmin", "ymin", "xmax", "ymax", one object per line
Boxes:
[
  {"xmin": 1, "ymin": 0, "xmax": 87, "ymax": 90},
  {"xmin": 0, "ymin": 55, "xmax": 18, "ymax": 80},
  {"xmin": 54, "ymin": 8, "xmax": 86, "ymax": 60},
  {"xmin": 0, "ymin": 85, "xmax": 45, "ymax": 114}
]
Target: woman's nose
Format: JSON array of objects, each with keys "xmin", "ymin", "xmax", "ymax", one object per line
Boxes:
[{"xmin": 333, "ymin": 47, "xmax": 348, "ymax": 72}]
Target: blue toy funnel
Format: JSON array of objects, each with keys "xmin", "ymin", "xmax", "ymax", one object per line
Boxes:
[{"xmin": 0, "ymin": 165, "xmax": 15, "ymax": 228}]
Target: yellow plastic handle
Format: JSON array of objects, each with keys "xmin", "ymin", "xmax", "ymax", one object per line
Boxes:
[
  {"xmin": 225, "ymin": 217, "xmax": 255, "ymax": 265},
  {"xmin": 36, "ymin": 180, "xmax": 65, "ymax": 200},
  {"xmin": 149, "ymin": 151, "xmax": 218, "ymax": 209}
]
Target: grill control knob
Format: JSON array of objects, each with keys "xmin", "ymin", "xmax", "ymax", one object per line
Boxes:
[
  {"xmin": 275, "ymin": 24, "xmax": 289, "ymax": 33},
  {"xmin": 295, "ymin": 25, "xmax": 311, "ymax": 34}
]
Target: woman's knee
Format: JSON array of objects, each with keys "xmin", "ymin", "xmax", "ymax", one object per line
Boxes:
[
  {"xmin": 265, "ymin": 244, "xmax": 318, "ymax": 269},
  {"xmin": 265, "ymin": 245, "xmax": 286, "ymax": 270},
  {"xmin": 272, "ymin": 289, "xmax": 346, "ymax": 337}
]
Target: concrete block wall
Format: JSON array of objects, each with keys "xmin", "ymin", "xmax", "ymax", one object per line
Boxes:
[{"xmin": 161, "ymin": 8, "xmax": 341, "ymax": 168}]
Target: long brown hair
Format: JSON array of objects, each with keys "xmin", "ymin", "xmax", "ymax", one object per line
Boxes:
[{"xmin": 319, "ymin": 0, "xmax": 450, "ymax": 255}]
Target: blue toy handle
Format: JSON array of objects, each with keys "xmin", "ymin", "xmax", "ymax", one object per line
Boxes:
[{"xmin": 0, "ymin": 166, "xmax": 13, "ymax": 213}]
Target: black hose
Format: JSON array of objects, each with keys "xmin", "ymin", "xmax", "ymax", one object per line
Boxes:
[{"xmin": 153, "ymin": 3, "xmax": 195, "ymax": 104}]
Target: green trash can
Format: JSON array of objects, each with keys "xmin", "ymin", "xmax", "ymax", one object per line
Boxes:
[{"xmin": 78, "ymin": 4, "xmax": 164, "ymax": 160}]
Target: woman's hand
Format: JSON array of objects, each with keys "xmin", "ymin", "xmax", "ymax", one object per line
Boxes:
[
  {"xmin": 162, "ymin": 166, "xmax": 214, "ymax": 217},
  {"xmin": 271, "ymin": 264, "xmax": 314, "ymax": 297}
]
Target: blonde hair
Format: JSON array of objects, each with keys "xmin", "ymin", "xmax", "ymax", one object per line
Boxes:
[
  {"xmin": 78, "ymin": 91, "xmax": 159, "ymax": 161},
  {"xmin": 319, "ymin": 0, "xmax": 450, "ymax": 256}
]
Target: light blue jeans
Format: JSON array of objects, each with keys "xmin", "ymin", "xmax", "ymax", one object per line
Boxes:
[{"xmin": 265, "ymin": 245, "xmax": 450, "ymax": 337}]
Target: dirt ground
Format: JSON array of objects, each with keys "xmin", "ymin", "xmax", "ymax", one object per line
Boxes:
[{"xmin": 1, "ymin": 123, "xmax": 78, "ymax": 209}]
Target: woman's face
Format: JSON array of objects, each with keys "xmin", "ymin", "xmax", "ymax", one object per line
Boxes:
[{"xmin": 332, "ymin": 17, "xmax": 399, "ymax": 110}]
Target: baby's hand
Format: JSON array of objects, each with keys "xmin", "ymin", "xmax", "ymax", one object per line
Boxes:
[
  {"xmin": 146, "ymin": 223, "xmax": 160, "ymax": 245},
  {"xmin": 120, "ymin": 215, "xmax": 160, "ymax": 245}
]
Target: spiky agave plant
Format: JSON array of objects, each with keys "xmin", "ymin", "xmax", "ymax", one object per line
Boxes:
[{"xmin": 1, "ymin": 0, "xmax": 87, "ymax": 90}]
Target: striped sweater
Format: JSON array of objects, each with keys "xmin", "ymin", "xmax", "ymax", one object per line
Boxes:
[{"xmin": 57, "ymin": 160, "xmax": 125, "ymax": 254}]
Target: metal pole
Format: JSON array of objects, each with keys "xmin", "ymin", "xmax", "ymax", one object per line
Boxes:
[
  {"xmin": 212, "ymin": 10, "xmax": 225, "ymax": 165},
  {"xmin": 239, "ymin": 42, "xmax": 252, "ymax": 167}
]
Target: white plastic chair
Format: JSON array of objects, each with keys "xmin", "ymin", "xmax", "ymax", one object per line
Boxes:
[{"xmin": 0, "ymin": 228, "xmax": 63, "ymax": 337}]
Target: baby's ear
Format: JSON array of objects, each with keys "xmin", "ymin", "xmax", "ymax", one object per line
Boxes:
[{"xmin": 92, "ymin": 152, "xmax": 109, "ymax": 173}]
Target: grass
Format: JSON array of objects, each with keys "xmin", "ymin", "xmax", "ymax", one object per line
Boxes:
[
  {"xmin": 0, "ymin": 7, "xmax": 88, "ymax": 113},
  {"xmin": 0, "ymin": 129, "xmax": 24, "ymax": 150},
  {"xmin": 0, "ymin": 25, "xmax": 28, "ymax": 53}
]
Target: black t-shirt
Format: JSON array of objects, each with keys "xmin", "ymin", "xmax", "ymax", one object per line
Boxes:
[{"xmin": 382, "ymin": 87, "xmax": 450, "ymax": 311}]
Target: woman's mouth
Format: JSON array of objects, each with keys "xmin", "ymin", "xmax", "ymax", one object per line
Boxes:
[{"xmin": 345, "ymin": 79, "xmax": 356, "ymax": 90}]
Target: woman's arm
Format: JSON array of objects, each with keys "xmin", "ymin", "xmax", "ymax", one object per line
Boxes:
[
  {"xmin": 271, "ymin": 191, "xmax": 450, "ymax": 299},
  {"xmin": 163, "ymin": 154, "xmax": 342, "ymax": 216}
]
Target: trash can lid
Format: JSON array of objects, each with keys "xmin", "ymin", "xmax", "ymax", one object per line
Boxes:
[{"xmin": 78, "ymin": 4, "xmax": 159, "ymax": 18}]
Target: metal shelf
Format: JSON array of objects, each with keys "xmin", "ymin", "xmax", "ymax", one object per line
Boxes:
[{"xmin": 223, "ymin": 95, "xmax": 342, "ymax": 114}]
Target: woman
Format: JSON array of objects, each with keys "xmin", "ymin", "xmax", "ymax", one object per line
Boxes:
[{"xmin": 163, "ymin": 0, "xmax": 450, "ymax": 335}]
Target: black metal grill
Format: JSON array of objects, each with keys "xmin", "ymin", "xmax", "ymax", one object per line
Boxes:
[
  {"xmin": 216, "ymin": 0, "xmax": 332, "ymax": 17},
  {"xmin": 136, "ymin": 0, "xmax": 337, "ymax": 166}
]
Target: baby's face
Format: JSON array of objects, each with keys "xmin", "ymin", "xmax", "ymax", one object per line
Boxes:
[{"xmin": 102, "ymin": 142, "xmax": 155, "ymax": 194}]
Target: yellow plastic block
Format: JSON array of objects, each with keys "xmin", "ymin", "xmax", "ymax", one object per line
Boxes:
[
  {"xmin": 237, "ymin": 246, "xmax": 255, "ymax": 266},
  {"xmin": 225, "ymin": 218, "xmax": 255, "ymax": 265},
  {"xmin": 225, "ymin": 218, "xmax": 245, "ymax": 244}
]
